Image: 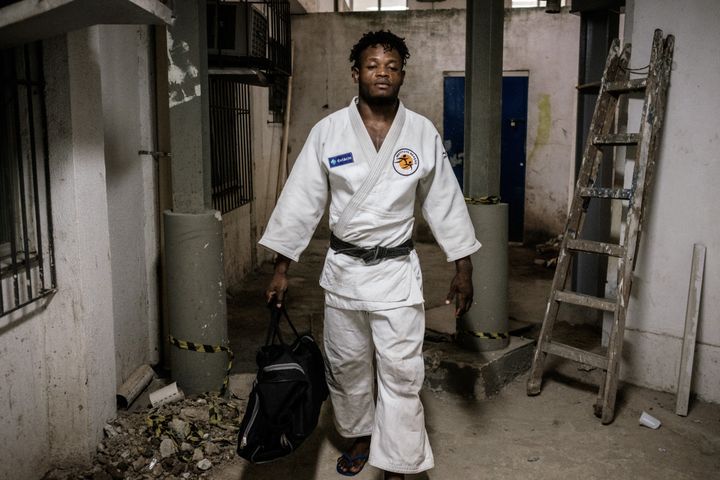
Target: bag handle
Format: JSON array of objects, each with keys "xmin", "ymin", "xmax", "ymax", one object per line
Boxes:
[{"xmin": 264, "ymin": 305, "xmax": 301, "ymax": 346}]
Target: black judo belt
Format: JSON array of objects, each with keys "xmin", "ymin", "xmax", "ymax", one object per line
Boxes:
[{"xmin": 330, "ymin": 232, "xmax": 414, "ymax": 264}]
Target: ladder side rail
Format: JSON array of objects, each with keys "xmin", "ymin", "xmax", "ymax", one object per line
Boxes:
[
  {"xmin": 635, "ymin": 34, "xmax": 675, "ymax": 245},
  {"xmin": 600, "ymin": 30, "xmax": 675, "ymax": 424}
]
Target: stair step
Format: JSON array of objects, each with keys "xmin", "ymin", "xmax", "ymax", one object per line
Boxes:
[
  {"xmin": 554, "ymin": 290, "xmax": 617, "ymax": 312},
  {"xmin": 566, "ymin": 239, "xmax": 626, "ymax": 257},
  {"xmin": 578, "ymin": 187, "xmax": 633, "ymax": 200},
  {"xmin": 606, "ymin": 78, "xmax": 647, "ymax": 94},
  {"xmin": 592, "ymin": 133, "xmax": 640, "ymax": 146},
  {"xmin": 543, "ymin": 341, "xmax": 608, "ymax": 370}
]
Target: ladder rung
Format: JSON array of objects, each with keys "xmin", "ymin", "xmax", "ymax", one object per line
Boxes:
[
  {"xmin": 606, "ymin": 78, "xmax": 647, "ymax": 94},
  {"xmin": 555, "ymin": 290, "xmax": 617, "ymax": 312},
  {"xmin": 592, "ymin": 133, "xmax": 640, "ymax": 146},
  {"xmin": 543, "ymin": 341, "xmax": 608, "ymax": 370},
  {"xmin": 566, "ymin": 239, "xmax": 626, "ymax": 257},
  {"xmin": 578, "ymin": 187, "xmax": 633, "ymax": 200}
]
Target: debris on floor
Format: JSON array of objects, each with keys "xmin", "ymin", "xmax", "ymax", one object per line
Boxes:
[
  {"xmin": 42, "ymin": 393, "xmax": 247, "ymax": 480},
  {"xmin": 639, "ymin": 411, "xmax": 662, "ymax": 429},
  {"xmin": 534, "ymin": 234, "xmax": 563, "ymax": 268}
]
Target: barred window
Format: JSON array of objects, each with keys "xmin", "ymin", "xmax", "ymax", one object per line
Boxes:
[
  {"xmin": 0, "ymin": 43, "xmax": 56, "ymax": 317},
  {"xmin": 209, "ymin": 77, "xmax": 254, "ymax": 213}
]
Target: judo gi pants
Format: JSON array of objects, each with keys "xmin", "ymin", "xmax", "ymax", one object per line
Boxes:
[{"xmin": 323, "ymin": 304, "xmax": 434, "ymax": 474}]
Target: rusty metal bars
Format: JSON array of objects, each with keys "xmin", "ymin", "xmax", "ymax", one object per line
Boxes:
[
  {"xmin": 0, "ymin": 42, "xmax": 56, "ymax": 318},
  {"xmin": 209, "ymin": 76, "xmax": 253, "ymax": 214}
]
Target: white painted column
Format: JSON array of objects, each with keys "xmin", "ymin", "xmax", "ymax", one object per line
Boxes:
[{"xmin": 43, "ymin": 27, "xmax": 117, "ymax": 464}]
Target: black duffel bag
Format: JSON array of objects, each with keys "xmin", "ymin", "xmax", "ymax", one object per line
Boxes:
[{"xmin": 237, "ymin": 306, "xmax": 329, "ymax": 463}]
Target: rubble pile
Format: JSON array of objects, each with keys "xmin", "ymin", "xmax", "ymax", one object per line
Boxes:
[{"xmin": 43, "ymin": 394, "xmax": 246, "ymax": 480}]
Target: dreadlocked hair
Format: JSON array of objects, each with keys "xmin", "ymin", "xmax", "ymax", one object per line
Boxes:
[{"xmin": 349, "ymin": 30, "xmax": 411, "ymax": 69}]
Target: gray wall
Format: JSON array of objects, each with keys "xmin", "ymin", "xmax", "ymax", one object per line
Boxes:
[
  {"xmin": 0, "ymin": 28, "xmax": 118, "ymax": 479},
  {"xmin": 608, "ymin": 0, "xmax": 720, "ymax": 403},
  {"xmin": 289, "ymin": 8, "xmax": 579, "ymax": 241},
  {"xmin": 0, "ymin": 25, "xmax": 164, "ymax": 478},
  {"xmin": 100, "ymin": 25, "xmax": 161, "ymax": 384}
]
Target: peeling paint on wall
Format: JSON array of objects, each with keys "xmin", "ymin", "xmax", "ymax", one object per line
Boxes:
[
  {"xmin": 166, "ymin": 32, "xmax": 201, "ymax": 108},
  {"xmin": 528, "ymin": 93, "xmax": 551, "ymax": 162}
]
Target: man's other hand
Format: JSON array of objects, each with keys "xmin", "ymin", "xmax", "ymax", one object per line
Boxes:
[{"xmin": 445, "ymin": 256, "xmax": 474, "ymax": 317}]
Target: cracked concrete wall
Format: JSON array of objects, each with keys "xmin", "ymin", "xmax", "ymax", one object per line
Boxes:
[
  {"xmin": 99, "ymin": 25, "xmax": 161, "ymax": 386},
  {"xmin": 0, "ymin": 28, "xmax": 118, "ymax": 479},
  {"xmin": 503, "ymin": 7, "xmax": 579, "ymax": 241},
  {"xmin": 290, "ymin": 8, "xmax": 579, "ymax": 241},
  {"xmin": 614, "ymin": 0, "xmax": 720, "ymax": 403}
]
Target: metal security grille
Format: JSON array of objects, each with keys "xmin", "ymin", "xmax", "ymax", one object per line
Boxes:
[
  {"xmin": 261, "ymin": 0, "xmax": 291, "ymax": 75},
  {"xmin": 209, "ymin": 76, "xmax": 253, "ymax": 213},
  {"xmin": 0, "ymin": 43, "xmax": 56, "ymax": 317}
]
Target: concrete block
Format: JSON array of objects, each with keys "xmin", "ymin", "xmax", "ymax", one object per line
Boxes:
[{"xmin": 424, "ymin": 336, "xmax": 535, "ymax": 399}]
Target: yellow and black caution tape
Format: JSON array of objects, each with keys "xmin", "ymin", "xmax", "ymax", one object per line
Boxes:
[
  {"xmin": 460, "ymin": 330, "xmax": 509, "ymax": 340},
  {"xmin": 465, "ymin": 195, "xmax": 501, "ymax": 205},
  {"xmin": 168, "ymin": 334, "xmax": 234, "ymax": 395}
]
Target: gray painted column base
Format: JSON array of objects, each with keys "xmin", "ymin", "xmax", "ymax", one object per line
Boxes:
[
  {"xmin": 456, "ymin": 203, "xmax": 510, "ymax": 352},
  {"xmin": 164, "ymin": 210, "xmax": 228, "ymax": 394}
]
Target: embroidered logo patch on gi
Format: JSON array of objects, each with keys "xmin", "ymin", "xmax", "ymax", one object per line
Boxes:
[
  {"xmin": 328, "ymin": 152, "xmax": 354, "ymax": 168},
  {"xmin": 392, "ymin": 148, "xmax": 419, "ymax": 176}
]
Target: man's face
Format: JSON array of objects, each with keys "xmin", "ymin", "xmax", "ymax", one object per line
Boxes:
[{"xmin": 352, "ymin": 44, "xmax": 405, "ymax": 104}]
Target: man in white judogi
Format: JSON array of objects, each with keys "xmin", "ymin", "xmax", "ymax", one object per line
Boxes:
[{"xmin": 260, "ymin": 31, "xmax": 481, "ymax": 479}]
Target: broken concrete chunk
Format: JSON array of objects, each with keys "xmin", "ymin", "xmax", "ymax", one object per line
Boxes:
[
  {"xmin": 103, "ymin": 424, "xmax": 119, "ymax": 438},
  {"xmin": 132, "ymin": 457, "xmax": 147, "ymax": 472},
  {"xmin": 179, "ymin": 406, "xmax": 209, "ymax": 423},
  {"xmin": 180, "ymin": 442, "xmax": 194, "ymax": 453},
  {"xmin": 159, "ymin": 438, "xmax": 178, "ymax": 458},
  {"xmin": 204, "ymin": 442, "xmax": 221, "ymax": 456},
  {"xmin": 170, "ymin": 417, "xmax": 190, "ymax": 439},
  {"xmin": 196, "ymin": 458, "xmax": 213, "ymax": 471},
  {"xmin": 192, "ymin": 448, "xmax": 204, "ymax": 462}
]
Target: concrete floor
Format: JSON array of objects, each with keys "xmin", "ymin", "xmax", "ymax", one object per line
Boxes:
[{"xmin": 223, "ymin": 237, "xmax": 720, "ymax": 479}]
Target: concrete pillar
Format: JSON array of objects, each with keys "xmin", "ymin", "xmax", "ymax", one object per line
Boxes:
[
  {"xmin": 460, "ymin": 0, "xmax": 510, "ymax": 351},
  {"xmin": 43, "ymin": 27, "xmax": 117, "ymax": 465},
  {"xmin": 464, "ymin": 0, "xmax": 503, "ymax": 198},
  {"xmin": 164, "ymin": 0, "xmax": 228, "ymax": 394},
  {"xmin": 167, "ymin": 0, "xmax": 212, "ymax": 213}
]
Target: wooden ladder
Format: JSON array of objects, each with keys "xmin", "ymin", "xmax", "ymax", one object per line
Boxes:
[{"xmin": 526, "ymin": 29, "xmax": 675, "ymax": 424}]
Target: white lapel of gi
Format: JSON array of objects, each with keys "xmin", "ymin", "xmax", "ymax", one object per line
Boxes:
[{"xmin": 333, "ymin": 97, "xmax": 407, "ymax": 238}]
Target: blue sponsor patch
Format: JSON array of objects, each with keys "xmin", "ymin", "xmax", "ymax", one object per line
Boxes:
[{"xmin": 328, "ymin": 152, "xmax": 354, "ymax": 168}]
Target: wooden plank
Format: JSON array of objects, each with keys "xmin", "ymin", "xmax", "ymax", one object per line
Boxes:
[
  {"xmin": 607, "ymin": 78, "xmax": 647, "ymax": 94},
  {"xmin": 578, "ymin": 187, "xmax": 632, "ymax": 200},
  {"xmin": 676, "ymin": 244, "xmax": 706, "ymax": 416},
  {"xmin": 592, "ymin": 133, "xmax": 640, "ymax": 146},
  {"xmin": 555, "ymin": 290, "xmax": 617, "ymax": 312},
  {"xmin": 544, "ymin": 341, "xmax": 609, "ymax": 370},
  {"xmin": 566, "ymin": 239, "xmax": 626, "ymax": 257}
]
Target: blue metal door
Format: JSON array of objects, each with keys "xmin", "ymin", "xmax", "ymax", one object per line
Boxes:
[
  {"xmin": 442, "ymin": 76, "xmax": 466, "ymax": 187},
  {"xmin": 500, "ymin": 76, "xmax": 528, "ymax": 242},
  {"xmin": 442, "ymin": 75, "xmax": 528, "ymax": 242}
]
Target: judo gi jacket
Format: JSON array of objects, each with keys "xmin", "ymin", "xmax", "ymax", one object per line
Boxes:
[{"xmin": 259, "ymin": 98, "xmax": 481, "ymax": 309}]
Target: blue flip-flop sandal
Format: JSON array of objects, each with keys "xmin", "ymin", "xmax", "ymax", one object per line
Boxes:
[{"xmin": 336, "ymin": 452, "xmax": 369, "ymax": 477}]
